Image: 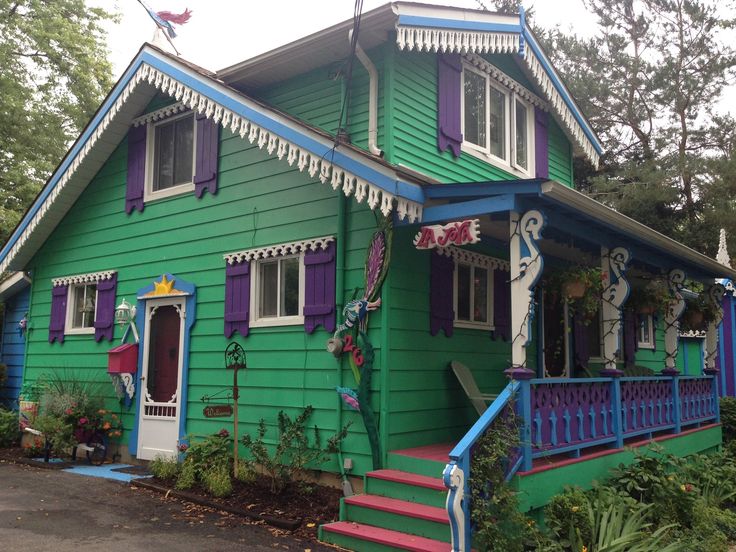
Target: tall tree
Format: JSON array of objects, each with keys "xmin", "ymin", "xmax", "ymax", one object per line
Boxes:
[
  {"xmin": 0, "ymin": 0, "xmax": 116, "ymax": 243},
  {"xmin": 543, "ymin": 0, "xmax": 736, "ymax": 255}
]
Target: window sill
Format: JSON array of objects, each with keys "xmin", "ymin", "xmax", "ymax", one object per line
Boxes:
[
  {"xmin": 65, "ymin": 327, "xmax": 95, "ymax": 336},
  {"xmin": 144, "ymin": 182, "xmax": 195, "ymax": 203},
  {"xmin": 454, "ymin": 320, "xmax": 495, "ymax": 331},
  {"xmin": 250, "ymin": 316, "xmax": 305, "ymax": 329},
  {"xmin": 637, "ymin": 343, "xmax": 656, "ymax": 350},
  {"xmin": 461, "ymin": 143, "xmax": 533, "ymax": 179}
]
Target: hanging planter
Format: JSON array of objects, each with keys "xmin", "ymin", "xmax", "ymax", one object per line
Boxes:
[
  {"xmin": 547, "ymin": 266, "xmax": 603, "ymax": 322},
  {"xmin": 628, "ymin": 279, "xmax": 670, "ymax": 316},
  {"xmin": 563, "ymin": 280, "xmax": 587, "ymax": 300}
]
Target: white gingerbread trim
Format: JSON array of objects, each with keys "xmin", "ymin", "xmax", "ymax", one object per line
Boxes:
[
  {"xmin": 437, "ymin": 245, "xmax": 510, "ymax": 272},
  {"xmin": 52, "ymin": 270, "xmax": 116, "ymax": 287},
  {"xmin": 131, "ymin": 102, "xmax": 187, "ymax": 127},
  {"xmin": 463, "ymin": 54, "xmax": 547, "ymax": 111},
  {"xmin": 397, "ymin": 25, "xmax": 520, "ymax": 55},
  {"xmin": 224, "ymin": 236, "xmax": 335, "ymax": 265},
  {"xmin": 0, "ymin": 58, "xmax": 423, "ymax": 274},
  {"xmin": 679, "ymin": 330, "xmax": 706, "ymax": 339}
]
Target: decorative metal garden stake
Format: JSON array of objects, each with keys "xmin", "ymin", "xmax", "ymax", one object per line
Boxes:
[{"xmin": 225, "ymin": 342, "xmax": 246, "ymax": 478}]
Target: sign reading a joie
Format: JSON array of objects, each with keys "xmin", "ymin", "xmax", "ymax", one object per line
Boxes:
[{"xmin": 413, "ymin": 219, "xmax": 481, "ymax": 250}]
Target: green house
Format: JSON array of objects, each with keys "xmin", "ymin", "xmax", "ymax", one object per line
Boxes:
[{"xmin": 1, "ymin": 4, "xmax": 733, "ymax": 550}]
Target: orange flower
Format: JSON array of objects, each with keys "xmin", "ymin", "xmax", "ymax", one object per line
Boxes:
[{"xmin": 103, "ymin": 422, "xmax": 111, "ymax": 430}]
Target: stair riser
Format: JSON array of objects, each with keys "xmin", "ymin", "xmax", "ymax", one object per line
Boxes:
[
  {"xmin": 319, "ymin": 530, "xmax": 418, "ymax": 552},
  {"xmin": 387, "ymin": 453, "xmax": 446, "ymax": 479},
  {"xmin": 366, "ymin": 477, "xmax": 447, "ymax": 509},
  {"xmin": 345, "ymin": 503, "xmax": 451, "ymax": 543}
]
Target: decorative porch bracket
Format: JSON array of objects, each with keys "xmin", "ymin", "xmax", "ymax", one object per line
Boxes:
[
  {"xmin": 509, "ymin": 210, "xmax": 546, "ymax": 371},
  {"xmin": 664, "ymin": 269, "xmax": 686, "ymax": 372},
  {"xmin": 705, "ymin": 283, "xmax": 726, "ymax": 372},
  {"xmin": 600, "ymin": 247, "xmax": 631, "ymax": 372}
]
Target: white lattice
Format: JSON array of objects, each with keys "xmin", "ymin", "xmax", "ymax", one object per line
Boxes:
[
  {"xmin": 437, "ymin": 245, "xmax": 510, "ymax": 272},
  {"xmin": 52, "ymin": 270, "xmax": 116, "ymax": 287},
  {"xmin": 224, "ymin": 235, "xmax": 335, "ymax": 265}
]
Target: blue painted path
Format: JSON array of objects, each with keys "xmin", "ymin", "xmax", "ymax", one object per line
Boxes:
[{"xmin": 62, "ymin": 463, "xmax": 152, "ymax": 483}]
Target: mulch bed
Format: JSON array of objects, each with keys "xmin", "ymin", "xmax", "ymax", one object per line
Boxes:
[
  {"xmin": 141, "ymin": 475, "xmax": 342, "ymax": 541},
  {"xmin": 0, "ymin": 446, "xmax": 76, "ymax": 469}
]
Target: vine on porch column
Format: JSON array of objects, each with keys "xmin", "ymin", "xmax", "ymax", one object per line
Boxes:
[
  {"xmin": 509, "ymin": 210, "xmax": 546, "ymax": 370},
  {"xmin": 600, "ymin": 247, "xmax": 631, "ymax": 372},
  {"xmin": 705, "ymin": 283, "xmax": 726, "ymax": 371},
  {"xmin": 664, "ymin": 269, "xmax": 686, "ymax": 371}
]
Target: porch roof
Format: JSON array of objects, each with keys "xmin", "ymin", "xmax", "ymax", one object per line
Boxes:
[{"xmin": 421, "ymin": 179, "xmax": 736, "ymax": 282}]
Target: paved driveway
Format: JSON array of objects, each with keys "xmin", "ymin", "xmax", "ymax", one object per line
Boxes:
[{"xmin": 0, "ymin": 460, "xmax": 336, "ymax": 551}]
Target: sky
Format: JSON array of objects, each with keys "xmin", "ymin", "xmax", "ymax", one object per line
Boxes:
[{"xmin": 99, "ymin": 0, "xmax": 598, "ymax": 77}]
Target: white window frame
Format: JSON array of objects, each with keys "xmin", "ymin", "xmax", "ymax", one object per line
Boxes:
[
  {"xmin": 461, "ymin": 63, "xmax": 535, "ymax": 178},
  {"xmin": 637, "ymin": 313, "xmax": 655, "ymax": 349},
  {"xmin": 65, "ymin": 283, "xmax": 98, "ymax": 335},
  {"xmin": 453, "ymin": 257, "xmax": 495, "ymax": 331},
  {"xmin": 249, "ymin": 253, "xmax": 306, "ymax": 328},
  {"xmin": 144, "ymin": 110, "xmax": 197, "ymax": 202}
]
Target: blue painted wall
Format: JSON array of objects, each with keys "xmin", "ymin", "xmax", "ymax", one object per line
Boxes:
[{"xmin": 0, "ymin": 285, "xmax": 29, "ymax": 408}]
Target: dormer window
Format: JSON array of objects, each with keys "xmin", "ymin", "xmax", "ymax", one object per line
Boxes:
[
  {"xmin": 461, "ymin": 64, "xmax": 534, "ymax": 177},
  {"xmin": 147, "ymin": 111, "xmax": 196, "ymax": 201}
]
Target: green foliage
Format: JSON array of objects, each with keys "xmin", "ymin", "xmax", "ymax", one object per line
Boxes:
[
  {"xmin": 544, "ymin": 487, "xmax": 593, "ymax": 548},
  {"xmin": 175, "ymin": 429, "xmax": 232, "ymax": 494},
  {"xmin": 149, "ymin": 455, "xmax": 180, "ymax": 481},
  {"xmin": 202, "ymin": 464, "xmax": 233, "ymax": 497},
  {"xmin": 547, "ymin": 266, "xmax": 604, "ymax": 320},
  {"xmin": 0, "ymin": 407, "xmax": 19, "ymax": 447},
  {"xmin": 175, "ymin": 461, "xmax": 197, "ymax": 491},
  {"xmin": 469, "ymin": 408, "xmax": 542, "ymax": 552},
  {"xmin": 33, "ymin": 414, "xmax": 74, "ymax": 456},
  {"xmin": 0, "ymin": 0, "xmax": 116, "ymax": 241},
  {"xmin": 241, "ymin": 405, "xmax": 349, "ymax": 495},
  {"xmin": 693, "ymin": 502, "xmax": 736, "ymax": 542},
  {"xmin": 720, "ymin": 397, "xmax": 736, "ymax": 443}
]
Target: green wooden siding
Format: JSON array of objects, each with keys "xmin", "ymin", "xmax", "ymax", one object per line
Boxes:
[
  {"xmin": 22, "ymin": 128, "xmax": 385, "ymax": 475},
  {"xmin": 548, "ymin": 117, "xmax": 573, "ymax": 186}
]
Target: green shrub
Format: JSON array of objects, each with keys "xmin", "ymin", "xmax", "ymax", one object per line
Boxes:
[
  {"xmin": 174, "ymin": 429, "xmax": 232, "ymax": 493},
  {"xmin": 693, "ymin": 500, "xmax": 736, "ymax": 542},
  {"xmin": 544, "ymin": 487, "xmax": 593, "ymax": 548},
  {"xmin": 175, "ymin": 461, "xmax": 196, "ymax": 490},
  {"xmin": 0, "ymin": 408, "xmax": 19, "ymax": 447},
  {"xmin": 234, "ymin": 460, "xmax": 256, "ymax": 483},
  {"xmin": 33, "ymin": 414, "xmax": 74, "ymax": 456},
  {"xmin": 149, "ymin": 455, "xmax": 180, "ymax": 480},
  {"xmin": 241, "ymin": 405, "xmax": 348, "ymax": 494},
  {"xmin": 202, "ymin": 464, "xmax": 232, "ymax": 497},
  {"xmin": 720, "ymin": 397, "xmax": 736, "ymax": 443}
]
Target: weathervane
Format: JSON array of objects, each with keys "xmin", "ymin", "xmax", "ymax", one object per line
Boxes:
[{"xmin": 137, "ymin": 1, "xmax": 192, "ymax": 56}]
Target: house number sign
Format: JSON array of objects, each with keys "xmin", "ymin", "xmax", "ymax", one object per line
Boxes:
[
  {"xmin": 413, "ymin": 219, "xmax": 480, "ymax": 250},
  {"xmin": 203, "ymin": 404, "xmax": 233, "ymax": 418}
]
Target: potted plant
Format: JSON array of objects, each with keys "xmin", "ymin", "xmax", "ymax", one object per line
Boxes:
[
  {"xmin": 682, "ymin": 294, "xmax": 719, "ymax": 332},
  {"xmin": 548, "ymin": 266, "xmax": 603, "ymax": 321},
  {"xmin": 628, "ymin": 279, "xmax": 670, "ymax": 316}
]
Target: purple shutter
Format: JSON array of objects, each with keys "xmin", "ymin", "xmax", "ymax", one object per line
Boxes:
[
  {"xmin": 224, "ymin": 261, "xmax": 250, "ymax": 338},
  {"xmin": 573, "ymin": 312, "xmax": 590, "ymax": 369},
  {"xmin": 49, "ymin": 285, "xmax": 68, "ymax": 343},
  {"xmin": 94, "ymin": 274, "xmax": 118, "ymax": 342},
  {"xmin": 492, "ymin": 268, "xmax": 511, "ymax": 341},
  {"xmin": 430, "ymin": 251, "xmax": 454, "ymax": 337},
  {"xmin": 194, "ymin": 113, "xmax": 219, "ymax": 198},
  {"xmin": 535, "ymin": 107, "xmax": 549, "ymax": 179},
  {"xmin": 304, "ymin": 242, "xmax": 337, "ymax": 334},
  {"xmin": 126, "ymin": 124, "xmax": 146, "ymax": 214},
  {"xmin": 623, "ymin": 310, "xmax": 638, "ymax": 367},
  {"xmin": 437, "ymin": 54, "xmax": 463, "ymax": 158}
]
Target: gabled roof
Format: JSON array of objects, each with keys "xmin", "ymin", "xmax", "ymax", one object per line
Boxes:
[
  {"xmin": 0, "ymin": 45, "xmax": 427, "ymax": 273},
  {"xmin": 218, "ymin": 1, "xmax": 602, "ymax": 166}
]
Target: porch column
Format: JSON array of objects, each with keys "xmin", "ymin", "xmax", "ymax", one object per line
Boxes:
[
  {"xmin": 600, "ymin": 247, "xmax": 631, "ymax": 373},
  {"xmin": 663, "ymin": 269, "xmax": 686, "ymax": 374},
  {"xmin": 705, "ymin": 283, "xmax": 726, "ymax": 373},
  {"xmin": 507, "ymin": 210, "xmax": 546, "ymax": 374}
]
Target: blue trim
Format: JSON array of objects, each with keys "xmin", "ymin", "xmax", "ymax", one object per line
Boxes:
[
  {"xmin": 128, "ymin": 273, "xmax": 196, "ymax": 456},
  {"xmin": 0, "ymin": 47, "xmax": 424, "ymax": 268},
  {"xmin": 522, "ymin": 29, "xmax": 602, "ymax": 154},
  {"xmin": 412, "ymin": 194, "xmax": 516, "ymax": 225},
  {"xmin": 398, "ymin": 15, "xmax": 520, "ymax": 33},
  {"xmin": 423, "ymin": 179, "xmax": 546, "ymax": 199}
]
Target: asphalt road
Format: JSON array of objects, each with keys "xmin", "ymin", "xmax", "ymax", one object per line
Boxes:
[{"xmin": 0, "ymin": 460, "xmax": 337, "ymax": 551}]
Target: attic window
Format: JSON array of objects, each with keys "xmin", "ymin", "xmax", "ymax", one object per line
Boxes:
[
  {"xmin": 461, "ymin": 64, "xmax": 534, "ymax": 177},
  {"xmin": 147, "ymin": 111, "xmax": 196, "ymax": 200}
]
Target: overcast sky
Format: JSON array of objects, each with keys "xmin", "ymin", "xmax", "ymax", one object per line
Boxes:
[{"xmin": 97, "ymin": 0, "xmax": 732, "ymax": 112}]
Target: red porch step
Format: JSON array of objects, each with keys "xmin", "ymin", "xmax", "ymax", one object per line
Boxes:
[
  {"xmin": 345, "ymin": 494, "xmax": 449, "ymax": 524},
  {"xmin": 367, "ymin": 469, "xmax": 446, "ymax": 492},
  {"xmin": 320, "ymin": 521, "xmax": 449, "ymax": 552}
]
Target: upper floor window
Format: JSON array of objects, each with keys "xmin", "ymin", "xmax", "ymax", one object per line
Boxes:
[
  {"xmin": 147, "ymin": 111, "xmax": 196, "ymax": 201},
  {"xmin": 252, "ymin": 254, "xmax": 304, "ymax": 327},
  {"xmin": 461, "ymin": 65, "xmax": 534, "ymax": 177}
]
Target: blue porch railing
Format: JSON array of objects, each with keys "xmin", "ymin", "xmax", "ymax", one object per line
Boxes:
[{"xmin": 443, "ymin": 373, "xmax": 720, "ymax": 552}]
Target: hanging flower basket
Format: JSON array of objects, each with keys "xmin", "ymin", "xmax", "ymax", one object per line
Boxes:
[
  {"xmin": 684, "ymin": 309, "xmax": 705, "ymax": 330},
  {"xmin": 563, "ymin": 280, "xmax": 587, "ymax": 300}
]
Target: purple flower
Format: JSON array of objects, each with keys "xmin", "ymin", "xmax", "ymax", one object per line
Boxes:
[{"xmin": 178, "ymin": 443, "xmax": 189, "ymax": 452}]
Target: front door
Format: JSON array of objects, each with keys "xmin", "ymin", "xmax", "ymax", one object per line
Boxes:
[{"xmin": 137, "ymin": 298, "xmax": 185, "ymax": 460}]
